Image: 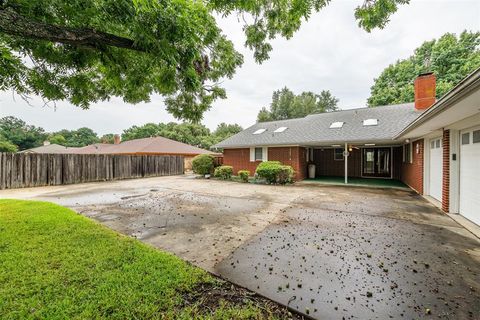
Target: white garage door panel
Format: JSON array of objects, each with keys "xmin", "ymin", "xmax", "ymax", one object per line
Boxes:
[
  {"xmin": 429, "ymin": 138, "xmax": 443, "ymax": 202},
  {"xmin": 460, "ymin": 129, "xmax": 480, "ymax": 226}
]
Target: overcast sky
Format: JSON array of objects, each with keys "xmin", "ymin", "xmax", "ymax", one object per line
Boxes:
[{"xmin": 0, "ymin": 0, "xmax": 479, "ymax": 135}]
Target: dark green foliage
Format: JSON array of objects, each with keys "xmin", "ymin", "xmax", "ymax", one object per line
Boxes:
[
  {"xmin": 53, "ymin": 128, "xmax": 99, "ymax": 147},
  {"xmin": 48, "ymin": 134, "xmax": 67, "ymax": 145},
  {"xmin": 257, "ymin": 87, "xmax": 338, "ymax": 122},
  {"xmin": 0, "ymin": 116, "xmax": 46, "ymax": 150},
  {"xmin": 368, "ymin": 31, "xmax": 480, "ymax": 107},
  {"xmin": 0, "ymin": 1, "xmax": 407, "ymax": 121},
  {"xmin": 0, "ymin": 140, "xmax": 18, "ymax": 152},
  {"xmin": 214, "ymin": 165, "xmax": 233, "ymax": 180},
  {"xmin": 100, "ymin": 133, "xmax": 115, "ymax": 144},
  {"xmin": 192, "ymin": 154, "xmax": 214, "ymax": 175},
  {"xmin": 277, "ymin": 166, "xmax": 295, "ymax": 184},
  {"xmin": 255, "ymin": 161, "xmax": 294, "ymax": 184},
  {"xmin": 238, "ymin": 170, "xmax": 250, "ymax": 183},
  {"xmin": 354, "ymin": 0, "xmax": 410, "ymax": 32}
]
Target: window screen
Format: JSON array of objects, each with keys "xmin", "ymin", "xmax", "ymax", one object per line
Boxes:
[
  {"xmin": 461, "ymin": 132, "xmax": 470, "ymax": 145},
  {"xmin": 473, "ymin": 130, "xmax": 480, "ymax": 144},
  {"xmin": 435, "ymin": 139, "xmax": 441, "ymax": 148},
  {"xmin": 254, "ymin": 147, "xmax": 263, "ymax": 161},
  {"xmin": 334, "ymin": 148, "xmax": 344, "ymax": 160}
]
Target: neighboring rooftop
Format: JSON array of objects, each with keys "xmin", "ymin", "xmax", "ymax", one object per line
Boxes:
[
  {"xmin": 214, "ymin": 103, "xmax": 423, "ymax": 148},
  {"xmin": 19, "ymin": 143, "xmax": 71, "ymax": 154},
  {"xmin": 72, "ymin": 136, "xmax": 217, "ymax": 156}
]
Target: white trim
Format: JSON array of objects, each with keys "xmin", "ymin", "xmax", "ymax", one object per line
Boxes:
[
  {"xmin": 249, "ymin": 148, "xmax": 255, "ymax": 162},
  {"xmin": 262, "ymin": 147, "xmax": 268, "ymax": 162},
  {"xmin": 425, "ymin": 136, "xmax": 443, "ymax": 202},
  {"xmin": 449, "ymin": 130, "xmax": 460, "ymax": 213}
]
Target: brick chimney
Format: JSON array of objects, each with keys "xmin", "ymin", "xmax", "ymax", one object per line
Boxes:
[
  {"xmin": 114, "ymin": 134, "xmax": 121, "ymax": 145},
  {"xmin": 414, "ymin": 72, "xmax": 436, "ymax": 110}
]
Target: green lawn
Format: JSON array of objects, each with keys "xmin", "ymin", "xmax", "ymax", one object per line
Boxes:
[{"xmin": 0, "ymin": 199, "xmax": 291, "ymax": 319}]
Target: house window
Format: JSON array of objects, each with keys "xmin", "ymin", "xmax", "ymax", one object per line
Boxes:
[
  {"xmin": 255, "ymin": 147, "xmax": 263, "ymax": 161},
  {"xmin": 430, "ymin": 140, "xmax": 435, "ymax": 149},
  {"xmin": 253, "ymin": 128, "xmax": 266, "ymax": 135},
  {"xmin": 334, "ymin": 148, "xmax": 344, "ymax": 161},
  {"xmin": 473, "ymin": 130, "xmax": 480, "ymax": 144},
  {"xmin": 274, "ymin": 126, "xmax": 288, "ymax": 133},
  {"xmin": 461, "ymin": 132, "xmax": 470, "ymax": 145}
]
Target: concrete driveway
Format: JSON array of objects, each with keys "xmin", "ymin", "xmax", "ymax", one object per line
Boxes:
[{"xmin": 1, "ymin": 175, "xmax": 479, "ymax": 319}]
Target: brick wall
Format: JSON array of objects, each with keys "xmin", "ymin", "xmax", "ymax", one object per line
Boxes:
[
  {"xmin": 401, "ymin": 139, "xmax": 424, "ymax": 194},
  {"xmin": 313, "ymin": 148, "xmax": 362, "ymax": 177},
  {"xmin": 442, "ymin": 130, "xmax": 450, "ymax": 212},
  {"xmin": 223, "ymin": 146, "xmax": 307, "ymax": 180}
]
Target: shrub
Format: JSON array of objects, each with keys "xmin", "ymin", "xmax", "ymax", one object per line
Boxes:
[
  {"xmin": 238, "ymin": 170, "xmax": 250, "ymax": 183},
  {"xmin": 0, "ymin": 141, "xmax": 18, "ymax": 153},
  {"xmin": 277, "ymin": 165, "xmax": 294, "ymax": 184},
  {"xmin": 214, "ymin": 165, "xmax": 233, "ymax": 180},
  {"xmin": 255, "ymin": 161, "xmax": 294, "ymax": 184},
  {"xmin": 192, "ymin": 154, "xmax": 214, "ymax": 175}
]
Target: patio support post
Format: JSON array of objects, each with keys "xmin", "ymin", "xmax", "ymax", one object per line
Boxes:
[{"xmin": 344, "ymin": 142, "xmax": 348, "ymax": 184}]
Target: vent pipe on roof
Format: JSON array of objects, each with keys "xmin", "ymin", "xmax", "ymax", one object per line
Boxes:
[{"xmin": 414, "ymin": 72, "xmax": 436, "ymax": 110}]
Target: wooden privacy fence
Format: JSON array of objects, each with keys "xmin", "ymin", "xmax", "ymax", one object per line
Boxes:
[{"xmin": 0, "ymin": 153, "xmax": 184, "ymax": 190}]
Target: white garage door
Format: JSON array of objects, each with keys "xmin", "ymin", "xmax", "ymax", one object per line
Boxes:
[
  {"xmin": 429, "ymin": 137, "xmax": 443, "ymax": 202},
  {"xmin": 460, "ymin": 127, "xmax": 480, "ymax": 225}
]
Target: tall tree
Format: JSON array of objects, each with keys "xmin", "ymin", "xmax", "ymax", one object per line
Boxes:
[
  {"xmin": 100, "ymin": 134, "xmax": 116, "ymax": 144},
  {"xmin": 53, "ymin": 128, "xmax": 99, "ymax": 147},
  {"xmin": 368, "ymin": 31, "xmax": 480, "ymax": 107},
  {"xmin": 0, "ymin": 0, "xmax": 409, "ymax": 122},
  {"xmin": 257, "ymin": 87, "xmax": 339, "ymax": 122},
  {"xmin": 121, "ymin": 121, "xmax": 242, "ymax": 149},
  {"xmin": 213, "ymin": 123, "xmax": 243, "ymax": 140},
  {"xmin": 0, "ymin": 116, "xmax": 46, "ymax": 150}
]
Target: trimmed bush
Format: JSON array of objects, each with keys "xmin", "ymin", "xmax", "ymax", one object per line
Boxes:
[
  {"xmin": 255, "ymin": 161, "xmax": 294, "ymax": 184},
  {"xmin": 277, "ymin": 165, "xmax": 294, "ymax": 184},
  {"xmin": 238, "ymin": 170, "xmax": 250, "ymax": 183},
  {"xmin": 214, "ymin": 165, "xmax": 233, "ymax": 180},
  {"xmin": 192, "ymin": 154, "xmax": 214, "ymax": 175}
]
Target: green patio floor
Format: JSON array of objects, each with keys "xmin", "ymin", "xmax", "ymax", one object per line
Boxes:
[{"xmin": 304, "ymin": 176, "xmax": 409, "ymax": 189}]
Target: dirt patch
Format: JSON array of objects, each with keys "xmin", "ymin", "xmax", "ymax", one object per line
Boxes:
[{"xmin": 180, "ymin": 279, "xmax": 305, "ymax": 319}]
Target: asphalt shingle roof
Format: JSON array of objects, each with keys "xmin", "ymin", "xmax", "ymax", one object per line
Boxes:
[
  {"xmin": 71, "ymin": 136, "xmax": 216, "ymax": 156},
  {"xmin": 215, "ymin": 103, "xmax": 423, "ymax": 148}
]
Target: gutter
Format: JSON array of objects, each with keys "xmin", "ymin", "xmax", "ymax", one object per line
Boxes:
[{"xmin": 394, "ymin": 67, "xmax": 480, "ymax": 139}]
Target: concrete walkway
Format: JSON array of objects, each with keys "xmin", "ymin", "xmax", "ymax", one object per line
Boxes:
[{"xmin": 1, "ymin": 175, "xmax": 479, "ymax": 319}]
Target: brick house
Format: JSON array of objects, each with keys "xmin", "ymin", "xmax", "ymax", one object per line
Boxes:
[{"xmin": 215, "ymin": 68, "xmax": 480, "ymax": 226}]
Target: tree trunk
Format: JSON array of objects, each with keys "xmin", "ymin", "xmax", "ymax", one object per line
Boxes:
[{"xmin": 0, "ymin": 7, "xmax": 142, "ymax": 52}]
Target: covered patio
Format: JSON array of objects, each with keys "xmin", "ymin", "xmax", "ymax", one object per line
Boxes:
[{"xmin": 303, "ymin": 143, "xmax": 404, "ymax": 184}]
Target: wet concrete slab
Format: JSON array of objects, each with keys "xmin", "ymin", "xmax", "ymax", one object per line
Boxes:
[
  {"xmin": 216, "ymin": 207, "xmax": 480, "ymax": 319},
  {"xmin": 1, "ymin": 175, "xmax": 479, "ymax": 319}
]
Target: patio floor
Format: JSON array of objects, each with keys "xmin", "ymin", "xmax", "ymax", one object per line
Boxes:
[{"xmin": 303, "ymin": 176, "xmax": 409, "ymax": 189}]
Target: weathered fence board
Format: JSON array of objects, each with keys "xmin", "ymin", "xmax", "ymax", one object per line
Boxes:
[{"xmin": 0, "ymin": 153, "xmax": 184, "ymax": 190}]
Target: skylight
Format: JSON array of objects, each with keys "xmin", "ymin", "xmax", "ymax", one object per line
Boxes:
[
  {"xmin": 329, "ymin": 122, "xmax": 344, "ymax": 129},
  {"xmin": 363, "ymin": 119, "xmax": 378, "ymax": 126},
  {"xmin": 274, "ymin": 126, "xmax": 288, "ymax": 133},
  {"xmin": 253, "ymin": 128, "xmax": 266, "ymax": 135}
]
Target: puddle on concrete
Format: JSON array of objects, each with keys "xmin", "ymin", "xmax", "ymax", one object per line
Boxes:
[{"xmin": 216, "ymin": 208, "xmax": 480, "ymax": 319}]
